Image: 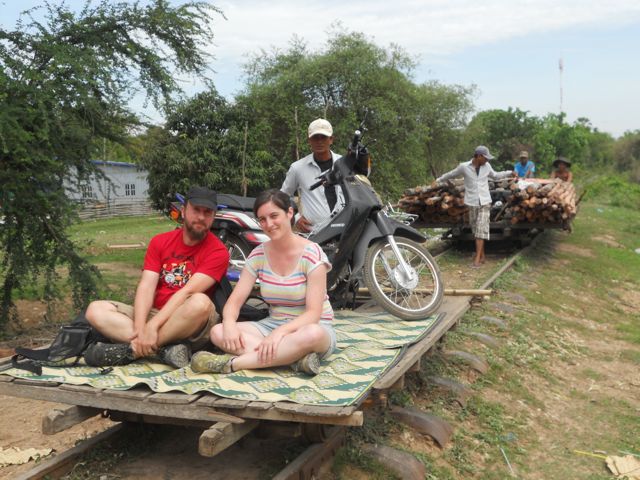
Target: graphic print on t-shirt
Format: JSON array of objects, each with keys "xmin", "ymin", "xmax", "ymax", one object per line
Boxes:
[{"xmin": 161, "ymin": 256, "xmax": 193, "ymax": 288}]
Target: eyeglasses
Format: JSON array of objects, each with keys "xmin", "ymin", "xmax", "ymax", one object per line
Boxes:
[{"xmin": 310, "ymin": 134, "xmax": 329, "ymax": 140}]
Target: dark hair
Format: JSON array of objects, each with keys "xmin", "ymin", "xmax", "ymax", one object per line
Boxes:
[{"xmin": 253, "ymin": 189, "xmax": 293, "ymax": 217}]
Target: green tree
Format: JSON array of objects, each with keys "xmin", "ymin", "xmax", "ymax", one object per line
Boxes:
[
  {"xmin": 0, "ymin": 0, "xmax": 220, "ymax": 329},
  {"xmin": 461, "ymin": 109, "xmax": 615, "ymax": 178},
  {"xmin": 464, "ymin": 108, "xmax": 542, "ymax": 169},
  {"xmin": 415, "ymin": 81, "xmax": 476, "ymax": 178},
  {"xmin": 533, "ymin": 114, "xmax": 592, "ymax": 174},
  {"xmin": 141, "ymin": 89, "xmax": 280, "ymax": 208},
  {"xmin": 236, "ymin": 30, "xmax": 475, "ymax": 199},
  {"xmin": 612, "ymin": 130, "xmax": 640, "ymax": 181}
]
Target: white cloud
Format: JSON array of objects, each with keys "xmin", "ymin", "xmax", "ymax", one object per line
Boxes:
[{"xmin": 206, "ymin": 0, "xmax": 640, "ymax": 63}]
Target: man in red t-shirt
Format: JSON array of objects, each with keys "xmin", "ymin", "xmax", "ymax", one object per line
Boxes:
[{"xmin": 84, "ymin": 186, "xmax": 229, "ymax": 368}]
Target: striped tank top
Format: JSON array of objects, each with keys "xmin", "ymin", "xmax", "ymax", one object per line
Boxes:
[{"xmin": 244, "ymin": 241, "xmax": 334, "ymax": 322}]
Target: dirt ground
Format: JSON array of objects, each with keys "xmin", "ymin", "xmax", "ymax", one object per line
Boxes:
[{"xmin": 0, "ymin": 397, "xmax": 112, "ymax": 479}]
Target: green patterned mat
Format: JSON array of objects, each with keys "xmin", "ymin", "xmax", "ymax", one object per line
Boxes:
[{"xmin": 1, "ymin": 311, "xmax": 442, "ymax": 406}]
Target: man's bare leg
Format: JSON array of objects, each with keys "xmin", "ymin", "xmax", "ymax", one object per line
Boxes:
[
  {"xmin": 473, "ymin": 238, "xmax": 485, "ymax": 266},
  {"xmin": 156, "ymin": 292, "xmax": 212, "ymax": 347},
  {"xmin": 86, "ymin": 294, "xmax": 212, "ymax": 353},
  {"xmin": 85, "ymin": 300, "xmax": 135, "ymax": 343}
]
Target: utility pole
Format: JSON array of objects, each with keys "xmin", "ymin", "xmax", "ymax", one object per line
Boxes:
[
  {"xmin": 241, "ymin": 121, "xmax": 248, "ymax": 197},
  {"xmin": 294, "ymin": 107, "xmax": 300, "ymax": 160},
  {"xmin": 559, "ymin": 57, "xmax": 564, "ymax": 115}
]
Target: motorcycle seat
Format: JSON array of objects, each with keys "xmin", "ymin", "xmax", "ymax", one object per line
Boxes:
[{"xmin": 217, "ymin": 194, "xmax": 256, "ymax": 212}]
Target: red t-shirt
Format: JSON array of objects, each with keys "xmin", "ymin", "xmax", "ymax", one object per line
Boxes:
[{"xmin": 143, "ymin": 229, "xmax": 229, "ymax": 309}]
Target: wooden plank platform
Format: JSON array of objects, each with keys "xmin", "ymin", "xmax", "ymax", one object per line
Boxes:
[
  {"xmin": 374, "ymin": 296, "xmax": 470, "ymax": 390},
  {"xmin": 0, "ymin": 294, "xmax": 479, "ymax": 429}
]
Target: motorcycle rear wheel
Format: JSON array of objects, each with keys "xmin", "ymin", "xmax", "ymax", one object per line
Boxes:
[{"xmin": 363, "ymin": 237, "xmax": 443, "ymax": 320}]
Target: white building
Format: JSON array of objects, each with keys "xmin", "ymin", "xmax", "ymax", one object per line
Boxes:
[{"xmin": 67, "ymin": 160, "xmax": 155, "ymax": 218}]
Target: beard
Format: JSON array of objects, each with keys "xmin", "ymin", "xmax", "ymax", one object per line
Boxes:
[{"xmin": 184, "ymin": 218, "xmax": 208, "ymax": 242}]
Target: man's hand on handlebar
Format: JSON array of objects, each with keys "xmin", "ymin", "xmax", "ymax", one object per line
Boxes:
[{"xmin": 295, "ymin": 215, "xmax": 313, "ymax": 233}]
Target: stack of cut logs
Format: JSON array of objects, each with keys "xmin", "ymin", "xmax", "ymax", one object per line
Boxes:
[{"xmin": 398, "ymin": 178, "xmax": 577, "ymax": 226}]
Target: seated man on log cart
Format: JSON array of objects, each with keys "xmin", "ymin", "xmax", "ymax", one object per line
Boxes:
[
  {"xmin": 83, "ymin": 186, "xmax": 230, "ymax": 369},
  {"xmin": 514, "ymin": 150, "xmax": 535, "ymax": 179},
  {"xmin": 433, "ymin": 146, "xmax": 515, "ymax": 268},
  {"xmin": 550, "ymin": 156, "xmax": 573, "ymax": 182}
]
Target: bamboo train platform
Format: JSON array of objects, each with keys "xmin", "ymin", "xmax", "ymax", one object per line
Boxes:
[
  {"xmin": 0, "ymin": 297, "xmax": 469, "ymax": 455},
  {"xmin": 0, "ymin": 238, "xmax": 531, "ymax": 480}
]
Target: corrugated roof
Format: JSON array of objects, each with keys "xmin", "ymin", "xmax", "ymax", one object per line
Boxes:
[{"xmin": 90, "ymin": 160, "xmax": 139, "ymax": 168}]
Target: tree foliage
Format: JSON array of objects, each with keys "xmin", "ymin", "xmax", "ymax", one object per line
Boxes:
[
  {"xmin": 462, "ymin": 108, "xmax": 616, "ymax": 176},
  {"xmin": 463, "ymin": 108, "xmax": 542, "ymax": 169},
  {"xmin": 611, "ymin": 130, "xmax": 640, "ymax": 181},
  {"xmin": 141, "ymin": 89, "xmax": 281, "ymax": 208},
  {"xmin": 236, "ymin": 31, "xmax": 475, "ymax": 199},
  {"xmin": 0, "ymin": 0, "xmax": 219, "ymax": 330},
  {"xmin": 416, "ymin": 81, "xmax": 476, "ymax": 178}
]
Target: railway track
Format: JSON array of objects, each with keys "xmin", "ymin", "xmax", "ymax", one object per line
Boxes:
[
  {"xmin": 270, "ymin": 236, "xmax": 536, "ymax": 479},
  {"xmin": 2, "ymin": 235, "xmax": 538, "ymax": 480}
]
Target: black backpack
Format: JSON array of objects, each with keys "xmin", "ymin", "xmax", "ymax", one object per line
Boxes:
[
  {"xmin": 11, "ymin": 310, "xmax": 106, "ymax": 375},
  {"xmin": 212, "ymin": 276, "xmax": 269, "ymax": 322}
]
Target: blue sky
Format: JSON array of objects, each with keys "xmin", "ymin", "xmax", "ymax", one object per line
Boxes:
[{"xmin": 3, "ymin": 0, "xmax": 639, "ymax": 137}]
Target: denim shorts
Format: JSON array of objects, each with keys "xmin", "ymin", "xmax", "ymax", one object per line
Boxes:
[{"xmin": 247, "ymin": 317, "xmax": 337, "ymax": 360}]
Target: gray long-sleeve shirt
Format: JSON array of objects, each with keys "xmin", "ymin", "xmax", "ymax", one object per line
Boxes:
[{"xmin": 436, "ymin": 160, "xmax": 513, "ymax": 206}]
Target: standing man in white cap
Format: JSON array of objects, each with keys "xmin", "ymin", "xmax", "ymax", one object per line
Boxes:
[
  {"xmin": 434, "ymin": 146, "xmax": 515, "ymax": 267},
  {"xmin": 281, "ymin": 118, "xmax": 343, "ymax": 233}
]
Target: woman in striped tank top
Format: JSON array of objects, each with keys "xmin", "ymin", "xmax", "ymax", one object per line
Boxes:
[{"xmin": 191, "ymin": 189, "xmax": 336, "ymax": 375}]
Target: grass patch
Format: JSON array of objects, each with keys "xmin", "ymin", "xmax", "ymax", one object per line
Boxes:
[
  {"xmin": 580, "ymin": 368, "xmax": 606, "ymax": 381},
  {"xmin": 382, "ymin": 198, "xmax": 640, "ymax": 479},
  {"xmin": 7, "ymin": 215, "xmax": 173, "ymax": 313},
  {"xmin": 615, "ymin": 314, "xmax": 640, "ymax": 344},
  {"xmin": 333, "ymin": 445, "xmax": 402, "ymax": 480},
  {"xmin": 620, "ymin": 349, "xmax": 640, "ymax": 364}
]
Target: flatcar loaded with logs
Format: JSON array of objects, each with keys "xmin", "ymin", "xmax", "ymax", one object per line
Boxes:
[{"xmin": 398, "ymin": 177, "xmax": 578, "ymax": 244}]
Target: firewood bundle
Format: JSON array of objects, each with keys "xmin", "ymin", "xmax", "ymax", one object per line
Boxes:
[
  {"xmin": 398, "ymin": 178, "xmax": 470, "ymax": 224},
  {"xmin": 506, "ymin": 179, "xmax": 577, "ymax": 225},
  {"xmin": 397, "ymin": 178, "xmax": 576, "ymax": 227}
]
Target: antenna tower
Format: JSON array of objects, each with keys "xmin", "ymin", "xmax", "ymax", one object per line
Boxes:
[{"xmin": 559, "ymin": 57, "xmax": 564, "ymax": 114}]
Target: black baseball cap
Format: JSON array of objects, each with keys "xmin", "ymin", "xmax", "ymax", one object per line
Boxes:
[{"xmin": 185, "ymin": 186, "xmax": 218, "ymax": 210}]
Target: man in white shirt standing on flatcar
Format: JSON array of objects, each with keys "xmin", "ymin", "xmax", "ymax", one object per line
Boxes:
[{"xmin": 434, "ymin": 146, "xmax": 515, "ymax": 268}]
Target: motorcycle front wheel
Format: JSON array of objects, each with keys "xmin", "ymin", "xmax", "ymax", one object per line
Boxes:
[
  {"xmin": 224, "ymin": 233, "xmax": 252, "ymax": 274},
  {"xmin": 363, "ymin": 237, "xmax": 443, "ymax": 320}
]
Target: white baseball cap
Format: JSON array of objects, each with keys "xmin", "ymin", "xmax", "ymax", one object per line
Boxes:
[{"xmin": 308, "ymin": 118, "xmax": 333, "ymax": 138}]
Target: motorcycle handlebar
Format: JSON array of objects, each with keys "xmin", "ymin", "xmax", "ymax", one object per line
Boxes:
[{"xmin": 350, "ymin": 130, "xmax": 362, "ymax": 152}]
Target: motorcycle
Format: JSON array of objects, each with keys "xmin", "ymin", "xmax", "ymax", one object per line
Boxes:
[
  {"xmin": 304, "ymin": 123, "xmax": 443, "ymax": 320},
  {"xmin": 211, "ymin": 193, "xmax": 269, "ymax": 279}
]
